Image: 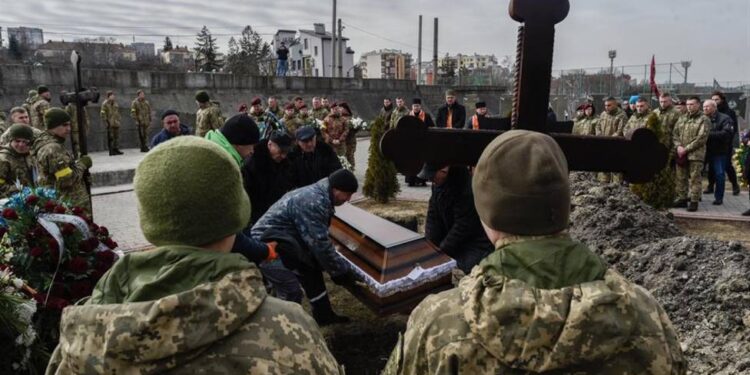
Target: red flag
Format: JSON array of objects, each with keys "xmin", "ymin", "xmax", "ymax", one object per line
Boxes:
[{"xmin": 649, "ymin": 55, "xmax": 660, "ymax": 98}]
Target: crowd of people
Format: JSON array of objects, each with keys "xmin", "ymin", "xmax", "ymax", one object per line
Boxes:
[{"xmin": 572, "ymin": 91, "xmax": 749, "ymax": 215}]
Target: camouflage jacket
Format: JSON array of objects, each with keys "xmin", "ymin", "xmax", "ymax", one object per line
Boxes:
[
  {"xmin": 65, "ymin": 104, "xmax": 90, "ymax": 134},
  {"xmin": 282, "ymin": 114, "xmax": 306, "ymax": 136},
  {"xmin": 32, "ymin": 132, "xmax": 89, "ymax": 210},
  {"xmin": 267, "ymin": 105, "xmax": 284, "ymax": 119},
  {"xmin": 654, "ymin": 106, "xmax": 680, "ymax": 141},
  {"xmin": 130, "ymin": 98, "xmax": 152, "ymax": 126},
  {"xmin": 23, "ymin": 90, "xmax": 38, "ymax": 120},
  {"xmin": 673, "ymin": 111, "xmax": 710, "ymax": 161},
  {"xmin": 383, "ymin": 235, "xmax": 686, "ymax": 375},
  {"xmin": 390, "ymin": 106, "xmax": 410, "ymax": 130},
  {"xmin": 322, "ymin": 112, "xmax": 349, "ymax": 143},
  {"xmin": 251, "ymin": 178, "xmax": 351, "ymax": 277},
  {"xmin": 596, "ymin": 108, "xmax": 627, "ymax": 137},
  {"xmin": 100, "ymin": 98, "xmax": 121, "ymax": 128},
  {"xmin": 0, "ymin": 147, "xmax": 34, "ymax": 198},
  {"xmin": 30, "ymin": 97, "xmax": 51, "ymax": 130},
  {"xmin": 0, "ymin": 126, "xmax": 42, "ymax": 146},
  {"xmin": 572, "ymin": 115, "xmax": 597, "ymax": 136},
  {"xmin": 250, "ymin": 111, "xmax": 281, "ymax": 140},
  {"xmin": 311, "ymin": 107, "xmax": 330, "ymax": 121},
  {"xmin": 46, "ymin": 246, "xmax": 343, "ymax": 375},
  {"xmin": 623, "ymin": 110, "xmax": 656, "ymax": 135},
  {"xmin": 195, "ymin": 104, "xmax": 223, "ymax": 137}
]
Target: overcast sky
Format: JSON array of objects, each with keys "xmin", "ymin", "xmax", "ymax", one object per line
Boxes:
[{"xmin": 2, "ymin": 0, "xmax": 748, "ymax": 84}]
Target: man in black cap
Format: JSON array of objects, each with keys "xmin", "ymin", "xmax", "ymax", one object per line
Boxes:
[
  {"xmin": 435, "ymin": 89, "xmax": 466, "ymax": 129},
  {"xmin": 243, "ymin": 131, "xmax": 296, "ymax": 224},
  {"xmin": 205, "ymin": 113, "xmax": 260, "ymax": 164},
  {"xmin": 251, "ymin": 168, "xmax": 360, "ymax": 325},
  {"xmin": 288, "ymin": 126, "xmax": 342, "ymax": 188},
  {"xmin": 150, "ymin": 110, "xmax": 190, "ymax": 149},
  {"xmin": 466, "ymin": 101, "xmax": 489, "ymax": 130}
]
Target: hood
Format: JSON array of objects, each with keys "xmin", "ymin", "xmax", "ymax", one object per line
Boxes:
[
  {"xmin": 459, "ymin": 237, "xmax": 651, "ymax": 372},
  {"xmin": 205, "ymin": 129, "xmax": 242, "ymax": 165},
  {"xmin": 54, "ymin": 248, "xmax": 266, "ymax": 372}
]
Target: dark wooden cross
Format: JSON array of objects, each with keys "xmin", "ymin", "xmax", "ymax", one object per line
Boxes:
[{"xmin": 381, "ymin": 0, "xmax": 667, "ymax": 183}]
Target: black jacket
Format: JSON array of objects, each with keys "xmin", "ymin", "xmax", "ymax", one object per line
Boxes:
[
  {"xmin": 288, "ymin": 140, "xmax": 342, "ymax": 188},
  {"xmin": 706, "ymin": 111, "xmax": 734, "ymax": 157},
  {"xmin": 435, "ymin": 103, "xmax": 466, "ymax": 128},
  {"xmin": 717, "ymin": 102, "xmax": 739, "ymax": 148},
  {"xmin": 242, "ymin": 140, "xmax": 295, "ymax": 224},
  {"xmin": 425, "ymin": 166, "xmax": 493, "ymax": 273}
]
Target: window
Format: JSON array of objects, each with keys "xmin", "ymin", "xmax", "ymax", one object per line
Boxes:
[
  {"xmin": 314, "ymin": 46, "xmax": 318, "ymax": 56},
  {"xmin": 315, "ymin": 68, "xmax": 319, "ymax": 77},
  {"xmin": 304, "ymin": 39, "xmax": 308, "ymax": 49}
]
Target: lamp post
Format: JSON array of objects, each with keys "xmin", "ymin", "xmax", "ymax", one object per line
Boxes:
[
  {"xmin": 608, "ymin": 49, "xmax": 617, "ymax": 95},
  {"xmin": 681, "ymin": 61, "xmax": 691, "ymax": 84}
]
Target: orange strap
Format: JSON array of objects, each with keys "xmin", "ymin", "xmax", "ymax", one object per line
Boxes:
[
  {"xmin": 265, "ymin": 241, "xmax": 278, "ymax": 261},
  {"xmin": 446, "ymin": 109, "xmax": 453, "ymax": 129},
  {"xmin": 472, "ymin": 115, "xmax": 480, "ymax": 130}
]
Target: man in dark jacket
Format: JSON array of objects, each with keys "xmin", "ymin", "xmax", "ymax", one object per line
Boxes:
[
  {"xmin": 288, "ymin": 126, "xmax": 342, "ymax": 188},
  {"xmin": 711, "ymin": 91, "xmax": 741, "ymax": 195},
  {"xmin": 703, "ymin": 99, "xmax": 734, "ymax": 205},
  {"xmin": 435, "ymin": 89, "xmax": 466, "ymax": 129},
  {"xmin": 420, "ymin": 164, "xmax": 493, "ymax": 273},
  {"xmin": 150, "ymin": 110, "xmax": 190, "ymax": 149},
  {"xmin": 243, "ymin": 131, "xmax": 295, "ymax": 224}
]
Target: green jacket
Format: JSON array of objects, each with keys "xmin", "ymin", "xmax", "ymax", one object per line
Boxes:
[
  {"xmin": 205, "ymin": 129, "xmax": 243, "ymax": 165},
  {"xmin": 0, "ymin": 146, "xmax": 34, "ymax": 198},
  {"xmin": 384, "ymin": 235, "xmax": 686, "ymax": 375},
  {"xmin": 195, "ymin": 104, "xmax": 223, "ymax": 137},
  {"xmin": 623, "ymin": 110, "xmax": 657, "ymax": 135},
  {"xmin": 654, "ymin": 106, "xmax": 680, "ymax": 142},
  {"xmin": 390, "ymin": 106, "xmax": 410, "ymax": 130},
  {"xmin": 130, "ymin": 98, "xmax": 152, "ymax": 126},
  {"xmin": 596, "ymin": 108, "xmax": 627, "ymax": 137},
  {"xmin": 32, "ymin": 132, "xmax": 89, "ymax": 210},
  {"xmin": 572, "ymin": 115, "xmax": 597, "ymax": 136},
  {"xmin": 673, "ymin": 111, "xmax": 710, "ymax": 161},
  {"xmin": 47, "ymin": 246, "xmax": 343, "ymax": 375},
  {"xmin": 100, "ymin": 98, "xmax": 121, "ymax": 128}
]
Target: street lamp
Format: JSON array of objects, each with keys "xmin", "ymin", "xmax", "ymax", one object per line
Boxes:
[
  {"xmin": 608, "ymin": 50, "xmax": 617, "ymax": 95},
  {"xmin": 681, "ymin": 61, "xmax": 691, "ymax": 84}
]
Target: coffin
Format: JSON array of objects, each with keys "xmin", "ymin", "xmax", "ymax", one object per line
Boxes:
[{"xmin": 329, "ymin": 203, "xmax": 456, "ymax": 315}]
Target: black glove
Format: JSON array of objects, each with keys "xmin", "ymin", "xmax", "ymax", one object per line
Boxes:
[{"xmin": 331, "ymin": 270, "xmax": 359, "ymax": 288}]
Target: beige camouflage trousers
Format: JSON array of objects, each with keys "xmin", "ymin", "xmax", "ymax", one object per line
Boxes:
[
  {"xmin": 675, "ymin": 161, "xmax": 703, "ymax": 202},
  {"xmin": 597, "ymin": 172, "xmax": 622, "ymax": 184}
]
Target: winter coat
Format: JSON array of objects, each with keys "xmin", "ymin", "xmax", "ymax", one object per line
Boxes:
[
  {"xmin": 243, "ymin": 139, "xmax": 295, "ymax": 224},
  {"xmin": 150, "ymin": 124, "xmax": 191, "ymax": 149},
  {"xmin": 717, "ymin": 102, "xmax": 739, "ymax": 148},
  {"xmin": 706, "ymin": 111, "xmax": 733, "ymax": 157},
  {"xmin": 205, "ymin": 129, "xmax": 243, "ymax": 165},
  {"xmin": 383, "ymin": 235, "xmax": 686, "ymax": 375},
  {"xmin": 250, "ymin": 178, "xmax": 350, "ymax": 277},
  {"xmin": 425, "ymin": 166, "xmax": 493, "ymax": 273},
  {"xmin": 435, "ymin": 103, "xmax": 466, "ymax": 129},
  {"xmin": 46, "ymin": 246, "xmax": 342, "ymax": 374},
  {"xmin": 288, "ymin": 140, "xmax": 342, "ymax": 188}
]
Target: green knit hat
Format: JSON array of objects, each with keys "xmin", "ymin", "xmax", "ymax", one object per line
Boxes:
[
  {"xmin": 472, "ymin": 130, "xmax": 570, "ymax": 235},
  {"xmin": 8, "ymin": 124, "xmax": 34, "ymax": 141},
  {"xmin": 134, "ymin": 136, "xmax": 250, "ymax": 246},
  {"xmin": 44, "ymin": 108, "xmax": 71, "ymax": 129},
  {"xmin": 195, "ymin": 90, "xmax": 210, "ymax": 103}
]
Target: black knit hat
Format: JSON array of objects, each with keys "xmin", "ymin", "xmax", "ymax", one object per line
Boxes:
[
  {"xmin": 220, "ymin": 114, "xmax": 260, "ymax": 145},
  {"xmin": 8, "ymin": 124, "xmax": 34, "ymax": 141},
  {"xmin": 195, "ymin": 90, "xmax": 210, "ymax": 103},
  {"xmin": 269, "ymin": 131, "xmax": 293, "ymax": 152},
  {"xmin": 37, "ymin": 86, "xmax": 49, "ymax": 94},
  {"xmin": 161, "ymin": 109, "xmax": 180, "ymax": 121},
  {"xmin": 329, "ymin": 169, "xmax": 358, "ymax": 193},
  {"xmin": 475, "ymin": 101, "xmax": 486, "ymax": 109},
  {"xmin": 412, "ymin": 98, "xmax": 422, "ymax": 105}
]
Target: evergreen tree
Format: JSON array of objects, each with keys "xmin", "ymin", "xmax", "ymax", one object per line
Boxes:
[
  {"xmin": 163, "ymin": 36, "xmax": 173, "ymax": 52},
  {"xmin": 225, "ymin": 26, "xmax": 272, "ymax": 76},
  {"xmin": 194, "ymin": 26, "xmax": 221, "ymax": 71},
  {"xmin": 363, "ymin": 116, "xmax": 400, "ymax": 203},
  {"xmin": 630, "ymin": 112, "xmax": 676, "ymax": 209}
]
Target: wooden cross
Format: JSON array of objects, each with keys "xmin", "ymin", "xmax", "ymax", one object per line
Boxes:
[{"xmin": 381, "ymin": 0, "xmax": 668, "ymax": 183}]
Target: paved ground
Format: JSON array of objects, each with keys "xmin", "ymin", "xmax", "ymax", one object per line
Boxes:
[{"xmin": 669, "ymin": 190, "xmax": 750, "ymax": 222}]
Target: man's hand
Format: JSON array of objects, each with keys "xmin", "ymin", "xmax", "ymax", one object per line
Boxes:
[
  {"xmin": 676, "ymin": 146, "xmax": 686, "ymax": 158},
  {"xmin": 78, "ymin": 155, "xmax": 92, "ymax": 169}
]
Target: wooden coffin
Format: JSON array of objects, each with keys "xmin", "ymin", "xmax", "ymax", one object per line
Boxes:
[{"xmin": 329, "ymin": 203, "xmax": 456, "ymax": 315}]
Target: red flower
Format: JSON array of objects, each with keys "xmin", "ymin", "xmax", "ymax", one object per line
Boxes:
[
  {"xmin": 54, "ymin": 205, "xmax": 67, "ymax": 214},
  {"xmin": 103, "ymin": 237, "xmax": 117, "ymax": 249},
  {"xmin": 70, "ymin": 280, "xmax": 93, "ymax": 300},
  {"xmin": 79, "ymin": 237, "xmax": 99, "ymax": 253},
  {"xmin": 2, "ymin": 208, "xmax": 18, "ymax": 220},
  {"xmin": 90, "ymin": 223, "xmax": 100, "ymax": 232},
  {"xmin": 95, "ymin": 250, "xmax": 116, "ymax": 265},
  {"xmin": 29, "ymin": 247, "xmax": 44, "ymax": 257},
  {"xmin": 97, "ymin": 226, "xmax": 109, "ymax": 237},
  {"xmin": 44, "ymin": 200, "xmax": 57, "ymax": 213},
  {"xmin": 33, "ymin": 293, "xmax": 70, "ymax": 310},
  {"xmin": 61, "ymin": 223, "xmax": 76, "ymax": 236},
  {"xmin": 72, "ymin": 207, "xmax": 84, "ymax": 215},
  {"xmin": 65, "ymin": 256, "xmax": 89, "ymax": 274},
  {"xmin": 25, "ymin": 195, "xmax": 39, "ymax": 205},
  {"xmin": 48, "ymin": 238, "xmax": 59, "ymax": 251}
]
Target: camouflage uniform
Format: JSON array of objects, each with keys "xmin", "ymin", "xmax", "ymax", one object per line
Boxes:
[
  {"xmin": 596, "ymin": 107, "xmax": 627, "ymax": 183},
  {"xmin": 384, "ymin": 235, "xmax": 687, "ymax": 375},
  {"xmin": 0, "ymin": 146, "xmax": 34, "ymax": 198},
  {"xmin": 0, "ymin": 126, "xmax": 42, "ymax": 146},
  {"xmin": 30, "ymin": 97, "xmax": 51, "ymax": 131},
  {"xmin": 130, "ymin": 97, "xmax": 152, "ymax": 150},
  {"xmin": 32, "ymin": 131, "xmax": 90, "ymax": 211},
  {"xmin": 267, "ymin": 105, "xmax": 284, "ymax": 119},
  {"xmin": 46, "ymin": 246, "xmax": 343, "ymax": 375},
  {"xmin": 100, "ymin": 98, "xmax": 121, "ymax": 151},
  {"xmin": 572, "ymin": 114, "xmax": 597, "ymax": 136},
  {"xmin": 195, "ymin": 103, "xmax": 223, "ymax": 138},
  {"xmin": 311, "ymin": 106, "xmax": 330, "ymax": 121},
  {"xmin": 22, "ymin": 90, "xmax": 38, "ymax": 121},
  {"xmin": 282, "ymin": 114, "xmax": 305, "ymax": 136},
  {"xmin": 390, "ymin": 105, "xmax": 410, "ymax": 130},
  {"xmin": 673, "ymin": 111, "xmax": 710, "ymax": 203},
  {"xmin": 322, "ymin": 113, "xmax": 349, "ymax": 156},
  {"xmin": 0, "ymin": 112, "xmax": 7, "ymax": 135},
  {"xmin": 654, "ymin": 105, "xmax": 681, "ymax": 144},
  {"xmin": 250, "ymin": 110, "xmax": 281, "ymax": 140},
  {"xmin": 344, "ymin": 118, "xmax": 357, "ymax": 169},
  {"xmin": 65, "ymin": 104, "xmax": 90, "ymax": 156},
  {"xmin": 623, "ymin": 109, "xmax": 655, "ymax": 135}
]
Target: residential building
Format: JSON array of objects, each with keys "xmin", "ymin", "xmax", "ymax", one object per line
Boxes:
[
  {"xmin": 131, "ymin": 42, "xmax": 155, "ymax": 59},
  {"xmin": 359, "ymin": 49, "xmax": 412, "ymax": 79},
  {"xmin": 160, "ymin": 46, "xmax": 194, "ymax": 69},
  {"xmin": 35, "ymin": 41, "xmax": 136, "ymax": 65},
  {"xmin": 439, "ymin": 53, "xmax": 498, "ymax": 71},
  {"xmin": 7, "ymin": 27, "xmax": 44, "ymax": 49},
  {"xmin": 275, "ymin": 23, "xmax": 354, "ymax": 78}
]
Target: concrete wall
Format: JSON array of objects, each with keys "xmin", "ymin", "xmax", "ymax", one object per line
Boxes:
[{"xmin": 0, "ymin": 65, "xmax": 506, "ymax": 151}]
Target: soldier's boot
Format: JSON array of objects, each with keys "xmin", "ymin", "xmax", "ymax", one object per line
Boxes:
[
  {"xmin": 108, "ymin": 135, "xmax": 116, "ymax": 156},
  {"xmin": 311, "ymin": 294, "xmax": 350, "ymax": 326},
  {"xmin": 672, "ymin": 198, "xmax": 688, "ymax": 208},
  {"xmin": 113, "ymin": 130, "xmax": 124, "ymax": 155},
  {"xmin": 732, "ymin": 183, "xmax": 741, "ymax": 196},
  {"xmin": 742, "ymin": 208, "xmax": 750, "ymax": 216},
  {"xmin": 687, "ymin": 201, "xmax": 698, "ymax": 212}
]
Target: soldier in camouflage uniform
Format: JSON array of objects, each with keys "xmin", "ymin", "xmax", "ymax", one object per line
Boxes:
[
  {"xmin": 100, "ymin": 90, "xmax": 123, "ymax": 155},
  {"xmin": 321, "ymin": 110, "xmax": 348, "ymax": 156},
  {"xmin": 0, "ymin": 107, "xmax": 41, "ymax": 146},
  {"xmin": 281, "ymin": 103, "xmax": 305, "ymax": 136},
  {"xmin": 22, "ymin": 89, "xmax": 38, "ymax": 122},
  {"xmin": 596, "ymin": 97, "xmax": 627, "ymax": 183},
  {"xmin": 672, "ymin": 97, "xmax": 709, "ymax": 212},
  {"xmin": 0, "ymin": 111, "xmax": 6, "ymax": 134},
  {"xmin": 571, "ymin": 103, "xmax": 597, "ymax": 136},
  {"xmin": 194, "ymin": 90, "xmax": 223, "ymax": 138},
  {"xmin": 249, "ymin": 97, "xmax": 280, "ymax": 140},
  {"xmin": 130, "ymin": 90, "xmax": 152, "ymax": 152},
  {"xmin": 266, "ymin": 96, "xmax": 284, "ymax": 119},
  {"xmin": 46, "ymin": 136, "xmax": 343, "ymax": 375},
  {"xmin": 390, "ymin": 97, "xmax": 410, "ymax": 130},
  {"xmin": 311, "ymin": 97, "xmax": 329, "ymax": 121},
  {"xmin": 655, "ymin": 93, "xmax": 681, "ymax": 144},
  {"xmin": 32, "ymin": 108, "xmax": 92, "ymax": 212},
  {"xmin": 65, "ymin": 102, "xmax": 90, "ymax": 157},
  {"xmin": 339, "ymin": 102, "xmax": 358, "ymax": 169},
  {"xmin": 0, "ymin": 124, "xmax": 35, "ymax": 198},
  {"xmin": 30, "ymin": 86, "xmax": 52, "ymax": 131},
  {"xmin": 623, "ymin": 97, "xmax": 657, "ymax": 135},
  {"xmin": 384, "ymin": 130, "xmax": 687, "ymax": 375}
]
